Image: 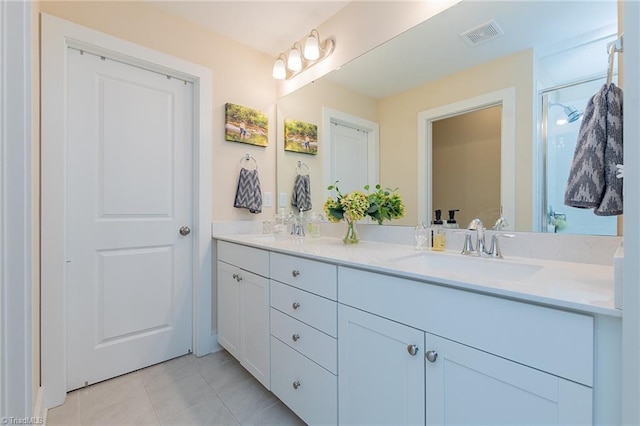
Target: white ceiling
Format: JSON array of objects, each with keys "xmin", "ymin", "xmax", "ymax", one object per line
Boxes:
[
  {"xmin": 325, "ymin": 1, "xmax": 618, "ymax": 99},
  {"xmin": 149, "ymin": 0, "xmax": 350, "ymax": 57}
]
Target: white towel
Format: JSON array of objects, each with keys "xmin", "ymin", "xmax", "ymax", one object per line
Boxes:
[
  {"xmin": 291, "ymin": 174, "xmax": 312, "ymax": 212},
  {"xmin": 234, "ymin": 168, "xmax": 262, "ymax": 213},
  {"xmin": 564, "ymin": 83, "xmax": 623, "ymax": 216}
]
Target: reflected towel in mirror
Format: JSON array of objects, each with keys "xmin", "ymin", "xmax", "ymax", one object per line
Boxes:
[
  {"xmin": 291, "ymin": 174, "xmax": 312, "ymax": 212},
  {"xmin": 564, "ymin": 83, "xmax": 623, "ymax": 216}
]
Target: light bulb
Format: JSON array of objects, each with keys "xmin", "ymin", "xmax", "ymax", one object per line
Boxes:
[
  {"xmin": 287, "ymin": 47, "xmax": 302, "ymax": 71},
  {"xmin": 272, "ymin": 58, "xmax": 286, "ymax": 80},
  {"xmin": 303, "ymin": 33, "xmax": 320, "ymax": 60}
]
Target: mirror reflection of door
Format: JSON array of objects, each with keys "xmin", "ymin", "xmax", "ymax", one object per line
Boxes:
[
  {"xmin": 541, "ymin": 77, "xmax": 618, "ymax": 235},
  {"xmin": 432, "ymin": 106, "xmax": 502, "ymax": 228},
  {"xmin": 330, "ymin": 121, "xmax": 369, "ymax": 194}
]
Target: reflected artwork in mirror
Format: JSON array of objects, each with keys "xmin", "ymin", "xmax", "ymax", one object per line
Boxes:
[{"xmin": 275, "ymin": 0, "xmax": 619, "ymax": 235}]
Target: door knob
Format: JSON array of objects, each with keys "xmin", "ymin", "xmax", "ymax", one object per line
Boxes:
[
  {"xmin": 407, "ymin": 344, "xmax": 419, "ymax": 356},
  {"xmin": 426, "ymin": 350, "xmax": 438, "ymax": 363},
  {"xmin": 179, "ymin": 226, "xmax": 191, "ymax": 236}
]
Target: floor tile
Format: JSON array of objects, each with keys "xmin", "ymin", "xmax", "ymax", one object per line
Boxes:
[
  {"xmin": 140, "ymin": 354, "xmax": 199, "ymax": 390},
  {"xmin": 215, "ymin": 376, "xmax": 278, "ymax": 424},
  {"xmin": 159, "ymin": 393, "xmax": 239, "ymax": 426},
  {"xmin": 77, "ymin": 371, "xmax": 147, "ymax": 410},
  {"xmin": 79, "ymin": 393, "xmax": 158, "ymax": 426},
  {"xmin": 47, "ymin": 391, "xmax": 80, "ymax": 426},
  {"xmin": 146, "ymin": 371, "xmax": 217, "ymax": 421},
  {"xmin": 240, "ymin": 400, "xmax": 305, "ymax": 426},
  {"xmin": 200, "ymin": 357, "xmax": 253, "ymax": 393}
]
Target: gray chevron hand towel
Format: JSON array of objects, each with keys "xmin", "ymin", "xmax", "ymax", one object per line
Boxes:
[
  {"xmin": 291, "ymin": 174, "xmax": 312, "ymax": 212},
  {"xmin": 234, "ymin": 168, "xmax": 262, "ymax": 213},
  {"xmin": 564, "ymin": 83, "xmax": 623, "ymax": 216}
]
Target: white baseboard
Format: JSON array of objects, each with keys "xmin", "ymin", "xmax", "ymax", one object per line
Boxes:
[{"xmin": 34, "ymin": 386, "xmax": 47, "ymax": 425}]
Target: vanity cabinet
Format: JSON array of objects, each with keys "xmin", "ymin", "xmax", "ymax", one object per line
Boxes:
[
  {"xmin": 338, "ymin": 304, "xmax": 425, "ymax": 425},
  {"xmin": 338, "ymin": 266, "xmax": 594, "ymax": 425},
  {"xmin": 269, "ymin": 252, "xmax": 338, "ymax": 425},
  {"xmin": 217, "ymin": 241, "xmax": 270, "ymax": 388}
]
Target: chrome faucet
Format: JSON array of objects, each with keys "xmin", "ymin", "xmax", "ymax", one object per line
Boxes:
[
  {"xmin": 464, "ymin": 218, "xmax": 486, "ymax": 255},
  {"xmin": 462, "ymin": 217, "xmax": 514, "ymax": 258}
]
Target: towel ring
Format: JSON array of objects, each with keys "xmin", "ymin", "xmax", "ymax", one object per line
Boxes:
[
  {"xmin": 296, "ymin": 161, "xmax": 310, "ymax": 176},
  {"xmin": 240, "ymin": 153, "xmax": 258, "ymax": 170}
]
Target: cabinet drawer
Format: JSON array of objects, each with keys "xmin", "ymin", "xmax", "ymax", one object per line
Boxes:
[
  {"xmin": 218, "ymin": 241, "xmax": 269, "ymax": 277},
  {"xmin": 270, "ymin": 252, "xmax": 337, "ymax": 300},
  {"xmin": 339, "ymin": 266, "xmax": 594, "ymax": 387},
  {"xmin": 271, "ymin": 280, "xmax": 337, "ymax": 337},
  {"xmin": 271, "ymin": 337, "xmax": 337, "ymax": 425},
  {"xmin": 271, "ymin": 308, "xmax": 337, "ymax": 374}
]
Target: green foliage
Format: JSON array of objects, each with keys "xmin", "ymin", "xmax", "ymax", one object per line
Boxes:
[{"xmin": 324, "ymin": 181, "xmax": 405, "ymax": 225}]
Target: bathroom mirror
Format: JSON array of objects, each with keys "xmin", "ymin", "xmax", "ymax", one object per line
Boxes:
[{"xmin": 276, "ymin": 0, "xmax": 618, "ymax": 233}]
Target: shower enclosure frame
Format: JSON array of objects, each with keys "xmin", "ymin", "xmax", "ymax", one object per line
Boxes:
[{"xmin": 538, "ymin": 72, "xmax": 612, "ymax": 233}]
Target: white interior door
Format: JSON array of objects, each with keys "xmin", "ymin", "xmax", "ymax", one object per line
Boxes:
[
  {"xmin": 66, "ymin": 48, "xmax": 194, "ymax": 391},
  {"xmin": 330, "ymin": 122, "xmax": 370, "ymax": 193}
]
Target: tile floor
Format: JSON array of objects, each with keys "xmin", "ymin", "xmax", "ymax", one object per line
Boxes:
[{"xmin": 47, "ymin": 350, "xmax": 305, "ymax": 426}]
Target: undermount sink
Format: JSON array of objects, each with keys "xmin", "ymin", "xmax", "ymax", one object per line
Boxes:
[{"xmin": 385, "ymin": 251, "xmax": 542, "ymax": 282}]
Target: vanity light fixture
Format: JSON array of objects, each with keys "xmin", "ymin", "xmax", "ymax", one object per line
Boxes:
[{"xmin": 273, "ymin": 29, "xmax": 335, "ymax": 80}]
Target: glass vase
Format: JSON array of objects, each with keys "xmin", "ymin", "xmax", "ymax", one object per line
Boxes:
[{"xmin": 343, "ymin": 219, "xmax": 359, "ymax": 244}]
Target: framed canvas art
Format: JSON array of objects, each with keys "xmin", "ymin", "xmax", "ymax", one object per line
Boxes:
[
  {"xmin": 284, "ymin": 119, "xmax": 318, "ymax": 155},
  {"xmin": 225, "ymin": 103, "xmax": 268, "ymax": 147}
]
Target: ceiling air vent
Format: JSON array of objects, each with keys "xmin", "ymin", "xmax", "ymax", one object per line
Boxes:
[{"xmin": 460, "ymin": 20, "xmax": 504, "ymax": 47}]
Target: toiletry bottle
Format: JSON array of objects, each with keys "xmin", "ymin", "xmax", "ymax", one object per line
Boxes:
[
  {"xmin": 414, "ymin": 222, "xmax": 429, "ymax": 250},
  {"xmin": 273, "ymin": 208, "xmax": 288, "ymax": 235},
  {"xmin": 446, "ymin": 209, "xmax": 460, "ymax": 229},
  {"xmin": 431, "ymin": 209, "xmax": 446, "ymax": 252}
]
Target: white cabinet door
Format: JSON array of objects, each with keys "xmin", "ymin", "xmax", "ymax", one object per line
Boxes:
[
  {"xmin": 217, "ymin": 261, "xmax": 241, "ymax": 359},
  {"xmin": 425, "ymin": 334, "xmax": 592, "ymax": 426},
  {"xmin": 339, "ymin": 305, "xmax": 425, "ymax": 426},
  {"xmin": 240, "ymin": 268, "xmax": 270, "ymax": 388},
  {"xmin": 217, "ymin": 260, "xmax": 270, "ymax": 388}
]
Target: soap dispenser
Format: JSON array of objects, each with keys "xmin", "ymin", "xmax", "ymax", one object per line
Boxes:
[
  {"xmin": 431, "ymin": 209, "xmax": 446, "ymax": 252},
  {"xmin": 445, "ymin": 209, "xmax": 460, "ymax": 229}
]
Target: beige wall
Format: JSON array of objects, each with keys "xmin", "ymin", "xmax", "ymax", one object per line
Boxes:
[
  {"xmin": 277, "ymin": 78, "xmax": 378, "ymax": 212},
  {"xmin": 378, "ymin": 49, "xmax": 534, "ymax": 229},
  {"xmin": 432, "ymin": 106, "xmax": 501, "ymax": 228}
]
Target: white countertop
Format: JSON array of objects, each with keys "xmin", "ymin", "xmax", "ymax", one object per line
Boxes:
[{"xmin": 213, "ymin": 233, "xmax": 620, "ymax": 318}]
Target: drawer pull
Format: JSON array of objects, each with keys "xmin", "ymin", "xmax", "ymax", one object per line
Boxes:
[
  {"xmin": 292, "ymin": 270, "xmax": 300, "ymax": 277},
  {"xmin": 292, "ymin": 381, "xmax": 301, "ymax": 390},
  {"xmin": 426, "ymin": 350, "xmax": 438, "ymax": 363},
  {"xmin": 237, "ymin": 274, "xmax": 243, "ymax": 282},
  {"xmin": 292, "ymin": 333, "xmax": 300, "ymax": 342},
  {"xmin": 232, "ymin": 273, "xmax": 237, "ymax": 280},
  {"xmin": 292, "ymin": 302, "xmax": 301, "ymax": 310},
  {"xmin": 407, "ymin": 344, "xmax": 419, "ymax": 356}
]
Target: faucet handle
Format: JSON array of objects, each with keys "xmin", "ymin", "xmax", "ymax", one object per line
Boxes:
[
  {"xmin": 493, "ymin": 216, "xmax": 509, "ymax": 231},
  {"xmin": 486, "ymin": 233, "xmax": 515, "ymax": 258},
  {"xmin": 461, "ymin": 232, "xmax": 475, "ymax": 255}
]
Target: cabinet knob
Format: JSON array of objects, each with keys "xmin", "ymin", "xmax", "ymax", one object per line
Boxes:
[
  {"xmin": 232, "ymin": 273, "xmax": 237, "ymax": 279},
  {"xmin": 407, "ymin": 344, "xmax": 419, "ymax": 356},
  {"xmin": 292, "ymin": 302, "xmax": 301, "ymax": 310},
  {"xmin": 425, "ymin": 350, "xmax": 438, "ymax": 363},
  {"xmin": 292, "ymin": 270, "xmax": 300, "ymax": 277},
  {"xmin": 292, "ymin": 334, "xmax": 300, "ymax": 342},
  {"xmin": 292, "ymin": 381, "xmax": 301, "ymax": 390},
  {"xmin": 237, "ymin": 275, "xmax": 243, "ymax": 282}
]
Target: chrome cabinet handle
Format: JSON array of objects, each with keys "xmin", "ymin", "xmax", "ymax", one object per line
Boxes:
[
  {"xmin": 292, "ymin": 334, "xmax": 300, "ymax": 342},
  {"xmin": 292, "ymin": 381, "xmax": 301, "ymax": 390},
  {"xmin": 232, "ymin": 273, "xmax": 237, "ymax": 280},
  {"xmin": 237, "ymin": 275, "xmax": 243, "ymax": 282},
  {"xmin": 407, "ymin": 344, "xmax": 419, "ymax": 356},
  {"xmin": 426, "ymin": 350, "xmax": 438, "ymax": 363},
  {"xmin": 292, "ymin": 302, "xmax": 301, "ymax": 310},
  {"xmin": 292, "ymin": 270, "xmax": 300, "ymax": 277},
  {"xmin": 232, "ymin": 273, "xmax": 242, "ymax": 282},
  {"xmin": 179, "ymin": 226, "xmax": 191, "ymax": 236}
]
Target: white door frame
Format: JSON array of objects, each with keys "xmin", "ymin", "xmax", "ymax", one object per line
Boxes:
[
  {"xmin": 322, "ymin": 107, "xmax": 380, "ymax": 199},
  {"xmin": 1, "ymin": 0, "xmax": 34, "ymax": 419},
  {"xmin": 417, "ymin": 87, "xmax": 516, "ymax": 228},
  {"xmin": 40, "ymin": 14, "xmax": 213, "ymax": 408}
]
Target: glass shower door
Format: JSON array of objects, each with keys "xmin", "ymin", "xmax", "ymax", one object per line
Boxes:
[{"xmin": 541, "ymin": 77, "xmax": 618, "ymax": 235}]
